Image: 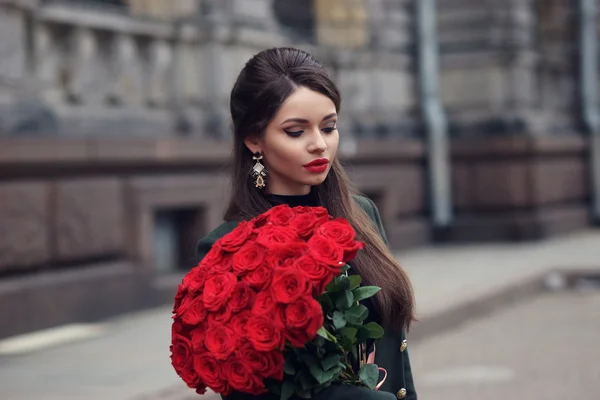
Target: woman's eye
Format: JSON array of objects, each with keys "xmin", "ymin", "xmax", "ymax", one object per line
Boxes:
[
  {"xmin": 284, "ymin": 129, "xmax": 303, "ymax": 137},
  {"xmin": 322, "ymin": 123, "xmax": 337, "ymax": 134}
]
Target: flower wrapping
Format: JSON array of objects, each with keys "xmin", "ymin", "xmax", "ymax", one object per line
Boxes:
[{"xmin": 170, "ymin": 205, "xmax": 385, "ymax": 399}]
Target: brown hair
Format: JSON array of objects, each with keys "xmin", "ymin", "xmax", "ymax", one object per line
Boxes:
[{"xmin": 224, "ymin": 47, "xmax": 414, "ymax": 332}]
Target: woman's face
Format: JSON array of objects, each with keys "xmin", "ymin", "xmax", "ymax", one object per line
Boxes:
[{"xmin": 245, "ymin": 86, "xmax": 340, "ymax": 195}]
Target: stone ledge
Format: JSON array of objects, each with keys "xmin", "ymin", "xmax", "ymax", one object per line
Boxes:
[{"xmin": 0, "ymin": 261, "xmax": 149, "ymax": 339}]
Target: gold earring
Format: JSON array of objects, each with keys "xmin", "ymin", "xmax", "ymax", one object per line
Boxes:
[{"xmin": 252, "ymin": 152, "xmax": 267, "ymax": 189}]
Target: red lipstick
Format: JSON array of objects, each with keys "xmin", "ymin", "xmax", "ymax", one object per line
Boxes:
[{"xmin": 303, "ymin": 158, "xmax": 329, "ymax": 173}]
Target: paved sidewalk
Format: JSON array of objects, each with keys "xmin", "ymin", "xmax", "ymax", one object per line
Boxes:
[
  {"xmin": 0, "ymin": 230, "xmax": 598, "ymax": 400},
  {"xmin": 410, "ymin": 291, "xmax": 600, "ymax": 399}
]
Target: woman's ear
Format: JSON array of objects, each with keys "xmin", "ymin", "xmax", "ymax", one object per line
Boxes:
[{"xmin": 244, "ymin": 135, "xmax": 261, "ymax": 155}]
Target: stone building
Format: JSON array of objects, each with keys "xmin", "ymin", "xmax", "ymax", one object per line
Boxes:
[{"xmin": 0, "ymin": 0, "xmax": 599, "ymax": 338}]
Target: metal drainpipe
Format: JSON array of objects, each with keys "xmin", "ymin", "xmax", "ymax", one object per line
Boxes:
[
  {"xmin": 416, "ymin": 0, "xmax": 453, "ymax": 230},
  {"xmin": 579, "ymin": 0, "xmax": 600, "ymax": 222}
]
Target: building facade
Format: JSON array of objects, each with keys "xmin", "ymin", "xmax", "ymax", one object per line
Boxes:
[{"xmin": 0, "ymin": 0, "xmax": 599, "ymax": 338}]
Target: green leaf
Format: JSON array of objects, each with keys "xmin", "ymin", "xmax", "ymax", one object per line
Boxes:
[
  {"xmin": 356, "ymin": 326, "xmax": 370, "ymax": 343},
  {"xmin": 281, "ymin": 381, "xmax": 295, "ymax": 400},
  {"xmin": 352, "ymin": 286, "xmax": 381, "ymax": 302},
  {"xmin": 320, "ymin": 354, "xmax": 341, "ymax": 371},
  {"xmin": 332, "ymin": 311, "xmax": 347, "ymax": 329},
  {"xmin": 344, "ymin": 305, "xmax": 369, "ymax": 325},
  {"xmin": 284, "ymin": 362, "xmax": 296, "ymax": 375},
  {"xmin": 358, "ymin": 364, "xmax": 380, "ymax": 389},
  {"xmin": 318, "ymin": 293, "xmax": 334, "ymax": 314},
  {"xmin": 326, "ymin": 276, "xmax": 350, "ymax": 293},
  {"xmin": 339, "ymin": 327, "xmax": 357, "ymax": 342},
  {"xmin": 297, "ymin": 371, "xmax": 314, "ymax": 391},
  {"xmin": 315, "ymin": 335, "xmax": 326, "ymax": 347},
  {"xmin": 348, "ymin": 275, "xmax": 362, "ymax": 290},
  {"xmin": 317, "ymin": 326, "xmax": 338, "ymax": 343},
  {"xmin": 308, "ymin": 361, "xmax": 337, "ymax": 384},
  {"xmin": 296, "ymin": 389, "xmax": 312, "ymax": 399},
  {"xmin": 317, "ymin": 326, "xmax": 331, "ymax": 341},
  {"xmin": 364, "ymin": 322, "xmax": 385, "ymax": 339},
  {"xmin": 335, "ymin": 289, "xmax": 354, "ymax": 310}
]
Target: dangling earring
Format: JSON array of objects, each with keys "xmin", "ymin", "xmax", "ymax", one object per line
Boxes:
[{"xmin": 251, "ymin": 152, "xmax": 267, "ymax": 189}]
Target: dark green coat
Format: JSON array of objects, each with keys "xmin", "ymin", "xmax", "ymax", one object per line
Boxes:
[{"xmin": 196, "ymin": 196, "xmax": 417, "ymax": 400}]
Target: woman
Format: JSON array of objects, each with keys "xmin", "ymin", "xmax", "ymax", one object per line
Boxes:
[{"xmin": 196, "ymin": 47, "xmax": 417, "ymax": 400}]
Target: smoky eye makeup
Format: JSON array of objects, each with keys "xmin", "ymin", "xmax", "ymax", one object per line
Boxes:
[{"xmin": 321, "ymin": 120, "xmax": 338, "ymax": 133}]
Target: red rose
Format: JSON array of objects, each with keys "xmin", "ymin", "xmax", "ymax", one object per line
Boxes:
[
  {"xmin": 293, "ymin": 255, "xmax": 336, "ymax": 295},
  {"xmin": 239, "ymin": 341, "xmax": 285, "ymax": 381},
  {"xmin": 229, "ymin": 281, "xmax": 255, "ymax": 313},
  {"xmin": 307, "ymin": 235, "xmax": 344, "ymax": 267},
  {"xmin": 190, "ymin": 324, "xmax": 207, "ymax": 352},
  {"xmin": 210, "ymin": 378, "xmax": 232, "ymax": 396},
  {"xmin": 198, "ymin": 247, "xmax": 231, "ymax": 274},
  {"xmin": 232, "ymin": 241, "xmax": 266, "ymax": 275},
  {"xmin": 255, "ymin": 225, "xmax": 302, "ymax": 249},
  {"xmin": 316, "ymin": 218, "xmax": 356, "ymax": 246},
  {"xmin": 230, "ymin": 310, "xmax": 251, "ymax": 338},
  {"xmin": 311, "ymin": 206, "xmax": 331, "ymax": 224},
  {"xmin": 171, "ymin": 334, "xmax": 201, "ymax": 388},
  {"xmin": 203, "ymin": 272, "xmax": 237, "ymax": 311},
  {"xmin": 276, "ymin": 296, "xmax": 324, "ymax": 347},
  {"xmin": 194, "ymin": 354, "xmax": 227, "ymax": 393},
  {"xmin": 265, "ymin": 243, "xmax": 308, "ymax": 270},
  {"xmin": 267, "ymin": 205, "xmax": 296, "ymax": 226},
  {"xmin": 289, "ymin": 212, "xmax": 319, "ymax": 238},
  {"xmin": 247, "ymin": 315, "xmax": 284, "ymax": 351},
  {"xmin": 218, "ymin": 221, "xmax": 254, "ymax": 252},
  {"xmin": 224, "ymin": 357, "xmax": 267, "ymax": 394},
  {"xmin": 204, "ymin": 325, "xmax": 237, "ymax": 360},
  {"xmin": 172, "ymin": 319, "xmax": 187, "ymax": 337},
  {"xmin": 173, "ymin": 283, "xmax": 187, "ymax": 312},
  {"xmin": 178, "ymin": 295, "xmax": 207, "ymax": 327},
  {"xmin": 243, "ymin": 265, "xmax": 273, "ymax": 290},
  {"xmin": 252, "ymin": 290, "xmax": 276, "ymax": 316},
  {"xmin": 207, "ymin": 304, "xmax": 233, "ymax": 326},
  {"xmin": 272, "ymin": 269, "xmax": 311, "ymax": 304},
  {"xmin": 342, "ymin": 240, "xmax": 365, "ymax": 262}
]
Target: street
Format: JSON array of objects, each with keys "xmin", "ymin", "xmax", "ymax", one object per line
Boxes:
[{"xmin": 410, "ymin": 290, "xmax": 600, "ymax": 400}]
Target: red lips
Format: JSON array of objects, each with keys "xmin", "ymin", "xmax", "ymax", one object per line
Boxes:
[
  {"xmin": 303, "ymin": 158, "xmax": 329, "ymax": 173},
  {"xmin": 303, "ymin": 158, "xmax": 329, "ymax": 167}
]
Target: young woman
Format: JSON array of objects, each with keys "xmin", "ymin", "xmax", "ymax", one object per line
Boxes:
[{"xmin": 196, "ymin": 47, "xmax": 416, "ymax": 400}]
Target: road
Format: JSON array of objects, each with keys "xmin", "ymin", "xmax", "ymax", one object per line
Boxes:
[{"xmin": 409, "ymin": 290, "xmax": 600, "ymax": 400}]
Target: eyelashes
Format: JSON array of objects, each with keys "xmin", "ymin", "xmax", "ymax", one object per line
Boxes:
[{"xmin": 284, "ymin": 126, "xmax": 337, "ymax": 138}]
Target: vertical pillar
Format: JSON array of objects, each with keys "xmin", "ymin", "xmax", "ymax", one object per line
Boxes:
[
  {"xmin": 579, "ymin": 0, "xmax": 600, "ymax": 221},
  {"xmin": 417, "ymin": 0, "xmax": 452, "ymax": 229}
]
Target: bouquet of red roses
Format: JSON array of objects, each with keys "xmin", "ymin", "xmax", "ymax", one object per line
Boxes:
[{"xmin": 170, "ymin": 205, "xmax": 385, "ymax": 399}]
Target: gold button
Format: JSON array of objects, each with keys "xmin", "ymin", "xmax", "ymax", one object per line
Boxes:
[
  {"xmin": 396, "ymin": 388, "xmax": 407, "ymax": 399},
  {"xmin": 400, "ymin": 339, "xmax": 407, "ymax": 352}
]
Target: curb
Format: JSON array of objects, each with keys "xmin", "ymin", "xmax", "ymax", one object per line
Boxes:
[{"xmin": 409, "ymin": 267, "xmax": 600, "ymax": 342}]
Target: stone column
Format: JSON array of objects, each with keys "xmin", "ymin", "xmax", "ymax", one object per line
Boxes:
[
  {"xmin": 107, "ymin": 33, "xmax": 143, "ymax": 107},
  {"xmin": 145, "ymin": 38, "xmax": 173, "ymax": 108},
  {"xmin": 66, "ymin": 27, "xmax": 102, "ymax": 105},
  {"xmin": 439, "ymin": 0, "xmax": 590, "ymax": 241}
]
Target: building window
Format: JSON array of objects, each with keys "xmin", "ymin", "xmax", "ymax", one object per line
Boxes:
[{"xmin": 153, "ymin": 208, "xmax": 205, "ymax": 273}]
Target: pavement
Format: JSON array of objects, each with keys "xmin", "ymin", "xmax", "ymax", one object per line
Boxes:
[
  {"xmin": 410, "ymin": 291, "xmax": 600, "ymax": 399},
  {"xmin": 0, "ymin": 229, "xmax": 599, "ymax": 400}
]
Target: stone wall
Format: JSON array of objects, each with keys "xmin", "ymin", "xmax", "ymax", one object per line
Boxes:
[{"xmin": 0, "ymin": 0, "xmax": 421, "ymax": 138}]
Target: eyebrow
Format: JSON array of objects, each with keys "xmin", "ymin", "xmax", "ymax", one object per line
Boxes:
[{"xmin": 281, "ymin": 113, "xmax": 337, "ymax": 125}]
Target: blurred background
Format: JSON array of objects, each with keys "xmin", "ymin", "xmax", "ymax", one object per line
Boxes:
[{"xmin": 0, "ymin": 0, "xmax": 599, "ymax": 399}]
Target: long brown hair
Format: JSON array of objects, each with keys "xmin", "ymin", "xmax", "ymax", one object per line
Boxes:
[{"xmin": 224, "ymin": 47, "xmax": 414, "ymax": 332}]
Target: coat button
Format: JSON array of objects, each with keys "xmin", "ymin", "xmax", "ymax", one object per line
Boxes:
[
  {"xmin": 396, "ymin": 388, "xmax": 407, "ymax": 399},
  {"xmin": 400, "ymin": 339, "xmax": 407, "ymax": 352}
]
